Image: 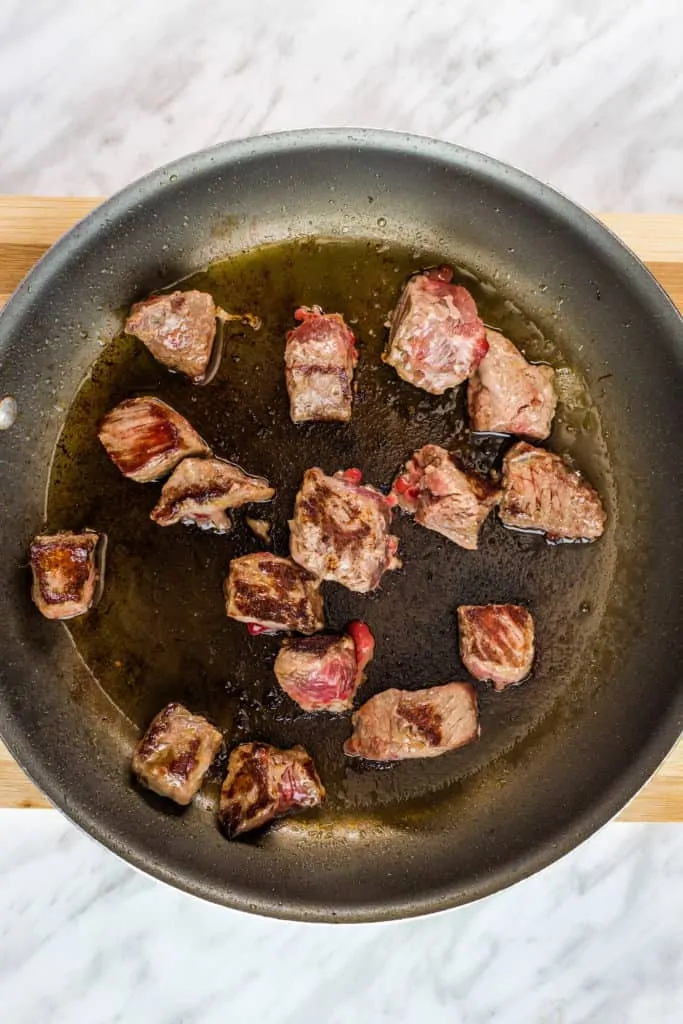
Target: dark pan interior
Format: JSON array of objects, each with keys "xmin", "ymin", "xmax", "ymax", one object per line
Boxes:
[{"xmin": 0, "ymin": 130, "xmax": 682, "ymax": 922}]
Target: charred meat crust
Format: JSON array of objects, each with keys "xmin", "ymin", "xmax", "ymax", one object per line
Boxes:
[
  {"xmin": 289, "ymin": 468, "xmax": 399, "ymax": 593},
  {"xmin": 225, "ymin": 553, "xmax": 325, "ymax": 634},
  {"xmin": 132, "ymin": 702, "xmax": 223, "ymax": 806},
  {"xmin": 29, "ymin": 531, "xmax": 101, "ymax": 619},
  {"xmin": 98, "ymin": 396, "xmax": 209, "ymax": 482},
  {"xmin": 397, "ymin": 700, "xmax": 443, "ymax": 746},
  {"xmin": 458, "ymin": 604, "xmax": 535, "ymax": 690},
  {"xmin": 218, "ymin": 741, "xmax": 325, "ymax": 838},
  {"xmin": 345, "ymin": 683, "xmax": 480, "ymax": 761}
]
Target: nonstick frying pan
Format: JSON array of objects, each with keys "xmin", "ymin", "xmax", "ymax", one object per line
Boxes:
[{"xmin": 1, "ymin": 129, "xmax": 682, "ymax": 923}]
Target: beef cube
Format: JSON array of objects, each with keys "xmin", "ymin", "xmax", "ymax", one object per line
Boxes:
[
  {"xmin": 392, "ymin": 444, "xmax": 500, "ymax": 550},
  {"xmin": 274, "ymin": 621, "xmax": 375, "ymax": 712},
  {"xmin": 467, "ymin": 329, "xmax": 557, "ymax": 440},
  {"xmin": 98, "ymin": 397, "xmax": 210, "ymax": 482},
  {"xmin": 383, "ymin": 267, "xmax": 488, "ymax": 394},
  {"xmin": 132, "ymin": 702, "xmax": 222, "ymax": 805},
  {"xmin": 150, "ymin": 457, "xmax": 274, "ymax": 533},
  {"xmin": 225, "ymin": 553, "xmax": 324, "ymax": 635},
  {"xmin": 499, "ymin": 441, "xmax": 606, "ymax": 541},
  {"xmin": 344, "ymin": 682, "xmax": 480, "ymax": 761},
  {"xmin": 458, "ymin": 604, "xmax": 535, "ymax": 690},
  {"xmin": 285, "ymin": 306, "xmax": 358, "ymax": 422},
  {"xmin": 30, "ymin": 530, "xmax": 102, "ymax": 620},
  {"xmin": 289, "ymin": 468, "xmax": 400, "ymax": 593},
  {"xmin": 219, "ymin": 742, "xmax": 325, "ymax": 837},
  {"xmin": 125, "ymin": 290, "xmax": 217, "ymax": 381}
]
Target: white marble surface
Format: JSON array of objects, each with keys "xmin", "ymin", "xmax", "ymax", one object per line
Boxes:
[
  {"xmin": 1, "ymin": 1, "xmax": 683, "ymax": 1021},
  {"xmin": 1, "ymin": 0, "xmax": 682, "ymax": 211},
  {"xmin": 1, "ymin": 815, "xmax": 683, "ymax": 1023}
]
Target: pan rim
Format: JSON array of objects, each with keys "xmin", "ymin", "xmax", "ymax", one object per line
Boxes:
[{"xmin": 1, "ymin": 127, "xmax": 682, "ymax": 923}]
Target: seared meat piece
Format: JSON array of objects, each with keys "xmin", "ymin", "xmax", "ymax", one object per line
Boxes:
[
  {"xmin": 458, "ymin": 604, "xmax": 534, "ymax": 690},
  {"xmin": 500, "ymin": 441, "xmax": 606, "ymax": 541},
  {"xmin": 219, "ymin": 742, "xmax": 325, "ymax": 837},
  {"xmin": 99, "ymin": 397, "xmax": 209, "ymax": 483},
  {"xmin": 225, "ymin": 553, "xmax": 324, "ymax": 635},
  {"xmin": 383, "ymin": 267, "xmax": 488, "ymax": 394},
  {"xmin": 467, "ymin": 329, "xmax": 557, "ymax": 440},
  {"xmin": 289, "ymin": 468, "xmax": 400, "ymax": 593},
  {"xmin": 132, "ymin": 702, "xmax": 222, "ymax": 806},
  {"xmin": 30, "ymin": 530, "xmax": 102, "ymax": 620},
  {"xmin": 125, "ymin": 290, "xmax": 217, "ymax": 381},
  {"xmin": 285, "ymin": 306, "xmax": 358, "ymax": 422},
  {"xmin": 392, "ymin": 445, "xmax": 500, "ymax": 550},
  {"xmin": 274, "ymin": 621, "xmax": 375, "ymax": 712},
  {"xmin": 150, "ymin": 457, "xmax": 274, "ymax": 533},
  {"xmin": 345, "ymin": 682, "xmax": 480, "ymax": 761}
]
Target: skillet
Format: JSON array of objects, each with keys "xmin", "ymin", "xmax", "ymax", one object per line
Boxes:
[{"xmin": 1, "ymin": 128, "xmax": 682, "ymax": 922}]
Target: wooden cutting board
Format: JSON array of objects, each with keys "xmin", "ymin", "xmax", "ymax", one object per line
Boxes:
[{"xmin": 1, "ymin": 197, "xmax": 682, "ymax": 819}]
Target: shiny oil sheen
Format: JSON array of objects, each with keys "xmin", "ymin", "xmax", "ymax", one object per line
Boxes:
[{"xmin": 47, "ymin": 237, "xmax": 617, "ymax": 815}]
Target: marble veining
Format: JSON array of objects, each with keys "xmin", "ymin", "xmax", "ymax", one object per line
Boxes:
[
  {"xmin": 0, "ymin": 0, "xmax": 681, "ymax": 211},
  {"xmin": 1, "ymin": 815, "xmax": 682, "ymax": 1023},
  {"xmin": 1, "ymin": 0, "xmax": 683, "ymax": 1021}
]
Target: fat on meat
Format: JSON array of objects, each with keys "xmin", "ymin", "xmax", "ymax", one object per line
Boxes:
[
  {"xmin": 150, "ymin": 457, "xmax": 274, "ymax": 533},
  {"xmin": 285, "ymin": 306, "xmax": 358, "ymax": 422}
]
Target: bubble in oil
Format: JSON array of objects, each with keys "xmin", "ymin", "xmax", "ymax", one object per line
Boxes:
[{"xmin": 0, "ymin": 395, "xmax": 18, "ymax": 430}]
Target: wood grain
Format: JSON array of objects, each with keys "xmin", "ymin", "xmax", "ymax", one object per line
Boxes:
[{"xmin": 1, "ymin": 197, "xmax": 682, "ymax": 820}]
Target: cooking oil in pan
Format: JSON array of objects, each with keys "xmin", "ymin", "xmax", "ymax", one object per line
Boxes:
[{"xmin": 47, "ymin": 237, "xmax": 617, "ymax": 816}]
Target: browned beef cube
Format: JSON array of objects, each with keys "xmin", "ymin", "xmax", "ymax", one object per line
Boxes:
[
  {"xmin": 219, "ymin": 742, "xmax": 325, "ymax": 837},
  {"xmin": 98, "ymin": 397, "xmax": 210, "ymax": 483},
  {"xmin": 285, "ymin": 306, "xmax": 358, "ymax": 422},
  {"xmin": 289, "ymin": 468, "xmax": 400, "ymax": 593},
  {"xmin": 274, "ymin": 621, "xmax": 375, "ymax": 712},
  {"xmin": 30, "ymin": 531, "xmax": 102, "ymax": 620},
  {"xmin": 225, "ymin": 553, "xmax": 324, "ymax": 635},
  {"xmin": 458, "ymin": 604, "xmax": 535, "ymax": 690},
  {"xmin": 132, "ymin": 702, "xmax": 222, "ymax": 805},
  {"xmin": 499, "ymin": 441, "xmax": 606, "ymax": 541},
  {"xmin": 125, "ymin": 290, "xmax": 217, "ymax": 381},
  {"xmin": 383, "ymin": 267, "xmax": 489, "ymax": 394},
  {"xmin": 344, "ymin": 682, "xmax": 480, "ymax": 761},
  {"xmin": 467, "ymin": 329, "xmax": 557, "ymax": 440},
  {"xmin": 150, "ymin": 457, "xmax": 274, "ymax": 533},
  {"xmin": 392, "ymin": 445, "xmax": 500, "ymax": 550}
]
